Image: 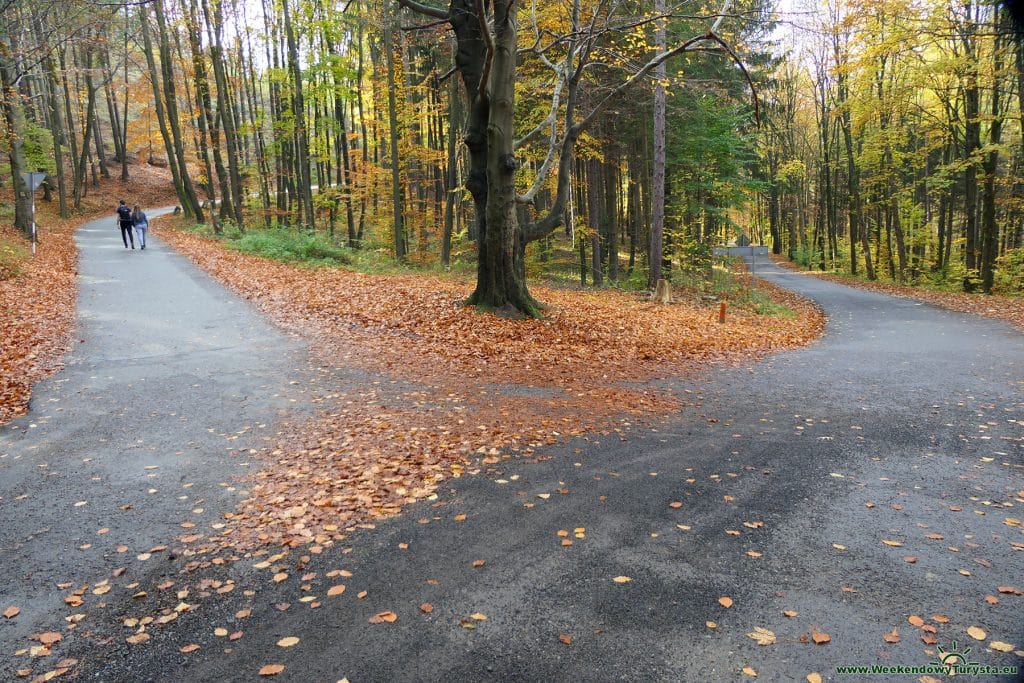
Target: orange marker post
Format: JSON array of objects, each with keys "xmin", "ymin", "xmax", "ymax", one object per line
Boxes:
[{"xmin": 718, "ymin": 300, "xmax": 727, "ymax": 323}]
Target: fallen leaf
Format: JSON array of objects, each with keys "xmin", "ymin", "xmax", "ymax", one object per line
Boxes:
[
  {"xmin": 327, "ymin": 585, "xmax": 346, "ymax": 597},
  {"xmin": 472, "ymin": 560, "xmax": 485, "ymax": 568},
  {"xmin": 807, "ymin": 674, "xmax": 822, "ymax": 683},
  {"xmin": 258, "ymin": 664, "xmax": 285, "ymax": 676},
  {"xmin": 990, "ymin": 641, "xmax": 1014, "ymax": 652},
  {"xmin": 967, "ymin": 626, "xmax": 986, "ymax": 641},
  {"xmin": 669, "ymin": 501, "xmax": 683, "ymax": 509},
  {"xmin": 746, "ymin": 627, "xmax": 776, "ymax": 646},
  {"xmin": 706, "ymin": 621, "xmax": 717, "ymax": 629},
  {"xmin": 272, "ymin": 573, "xmax": 287, "ymax": 583},
  {"xmin": 742, "ymin": 666, "xmax": 757, "ymax": 676},
  {"xmin": 811, "ymin": 629, "xmax": 831, "ymax": 645},
  {"xmin": 125, "ymin": 633, "xmax": 150, "ymax": 645},
  {"xmin": 368, "ymin": 611, "xmax": 397, "ymax": 624},
  {"xmin": 718, "ymin": 596, "xmax": 733, "ymax": 608},
  {"xmin": 783, "ymin": 610, "xmax": 799, "ymax": 618},
  {"xmin": 985, "ymin": 595, "xmax": 999, "ymax": 605},
  {"xmin": 36, "ymin": 633, "xmax": 62, "ymax": 646},
  {"xmin": 419, "ymin": 603, "xmax": 433, "ymax": 614},
  {"xmin": 179, "ymin": 644, "xmax": 200, "ymax": 653},
  {"xmin": 214, "ymin": 627, "xmax": 229, "ymax": 637},
  {"xmin": 3, "ymin": 606, "xmax": 20, "ymax": 619},
  {"xmin": 746, "ymin": 550, "xmax": 762, "ymax": 558},
  {"xmin": 883, "ymin": 628, "xmax": 900, "ymax": 643},
  {"xmin": 559, "ymin": 634, "xmax": 573, "ymax": 645},
  {"xmin": 832, "ymin": 544, "xmax": 846, "ymax": 551},
  {"xmin": 908, "ymin": 615, "xmax": 925, "ymax": 627},
  {"xmin": 612, "ymin": 576, "xmax": 632, "ymax": 584},
  {"xmin": 276, "ymin": 637, "xmax": 300, "ymax": 648},
  {"xmin": 469, "ymin": 612, "xmax": 487, "ymax": 621},
  {"xmin": 881, "ymin": 539, "xmax": 903, "ymax": 547}
]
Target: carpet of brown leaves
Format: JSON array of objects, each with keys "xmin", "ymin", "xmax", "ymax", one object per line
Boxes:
[
  {"xmin": 159, "ymin": 222, "xmax": 824, "ymax": 556},
  {"xmin": 768, "ymin": 254, "xmax": 1024, "ymax": 331},
  {"xmin": 0, "ymin": 165, "xmax": 177, "ymax": 424}
]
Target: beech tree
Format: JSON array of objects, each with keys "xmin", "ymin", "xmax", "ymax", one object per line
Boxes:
[{"xmin": 397, "ymin": 0, "xmax": 754, "ymax": 317}]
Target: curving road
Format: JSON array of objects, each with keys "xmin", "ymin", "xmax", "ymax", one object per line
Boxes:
[{"xmin": 2, "ymin": 225, "xmax": 1022, "ymax": 681}]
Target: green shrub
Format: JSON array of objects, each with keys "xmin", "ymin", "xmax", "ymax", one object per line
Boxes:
[{"xmin": 995, "ymin": 248, "xmax": 1024, "ymax": 294}]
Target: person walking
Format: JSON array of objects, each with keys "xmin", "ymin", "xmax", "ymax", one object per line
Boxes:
[
  {"xmin": 132, "ymin": 204, "xmax": 149, "ymax": 250},
  {"xmin": 116, "ymin": 199, "xmax": 135, "ymax": 249}
]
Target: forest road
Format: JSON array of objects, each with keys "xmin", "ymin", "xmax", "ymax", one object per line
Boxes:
[
  {"xmin": 0, "ymin": 210, "xmax": 315, "ymax": 678},
  {"xmin": 3, "ymin": 222, "xmax": 1023, "ymax": 681}
]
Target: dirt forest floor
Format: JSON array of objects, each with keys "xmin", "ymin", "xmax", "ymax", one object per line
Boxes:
[
  {"xmin": 769, "ymin": 253, "xmax": 1024, "ymax": 331},
  {"xmin": 0, "ymin": 166, "xmax": 178, "ymax": 423},
  {"xmin": 157, "ymin": 220, "xmax": 824, "ymax": 554}
]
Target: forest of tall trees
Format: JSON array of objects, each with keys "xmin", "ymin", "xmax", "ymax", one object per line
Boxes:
[{"xmin": 2, "ymin": 0, "xmax": 1022, "ymax": 313}]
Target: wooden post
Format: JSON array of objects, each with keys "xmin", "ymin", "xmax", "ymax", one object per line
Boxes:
[{"xmin": 719, "ymin": 300, "xmax": 727, "ymax": 323}]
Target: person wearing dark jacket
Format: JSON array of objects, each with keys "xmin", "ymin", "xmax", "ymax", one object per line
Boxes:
[{"xmin": 116, "ymin": 199, "xmax": 134, "ymax": 249}]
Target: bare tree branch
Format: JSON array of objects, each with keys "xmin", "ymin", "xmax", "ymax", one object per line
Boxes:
[
  {"xmin": 396, "ymin": 0, "xmax": 449, "ymax": 21},
  {"xmin": 475, "ymin": 0, "xmax": 493, "ymax": 102}
]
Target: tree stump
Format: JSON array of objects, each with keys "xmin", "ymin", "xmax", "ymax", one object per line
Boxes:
[{"xmin": 653, "ymin": 278, "xmax": 672, "ymax": 304}]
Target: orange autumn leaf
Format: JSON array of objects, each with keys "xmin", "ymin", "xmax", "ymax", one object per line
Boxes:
[{"xmin": 258, "ymin": 664, "xmax": 285, "ymax": 676}]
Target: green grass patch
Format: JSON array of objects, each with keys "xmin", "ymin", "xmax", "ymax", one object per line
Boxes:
[
  {"xmin": 232, "ymin": 230, "xmax": 353, "ymax": 266},
  {"xmin": 186, "ymin": 223, "xmax": 353, "ymax": 267}
]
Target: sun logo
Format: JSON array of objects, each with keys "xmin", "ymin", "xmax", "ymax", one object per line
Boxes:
[{"xmin": 936, "ymin": 641, "xmax": 973, "ymax": 674}]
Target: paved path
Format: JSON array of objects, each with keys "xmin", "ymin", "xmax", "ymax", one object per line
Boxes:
[
  {"xmin": 0, "ymin": 211, "xmax": 313, "ymax": 677},
  {"xmin": 2, "ymin": 232, "xmax": 1022, "ymax": 681}
]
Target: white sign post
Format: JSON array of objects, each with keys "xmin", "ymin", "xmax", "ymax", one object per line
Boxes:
[{"xmin": 21, "ymin": 172, "xmax": 45, "ymax": 255}]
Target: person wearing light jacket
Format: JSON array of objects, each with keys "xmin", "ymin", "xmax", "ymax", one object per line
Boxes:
[{"xmin": 132, "ymin": 205, "xmax": 149, "ymax": 250}]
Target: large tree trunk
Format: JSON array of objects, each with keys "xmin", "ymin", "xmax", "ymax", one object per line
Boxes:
[
  {"xmin": 648, "ymin": 0, "xmax": 667, "ymax": 287},
  {"xmin": 441, "ymin": 63, "xmax": 460, "ymax": 267},
  {"xmin": 140, "ymin": 5, "xmax": 190, "ymax": 216},
  {"xmin": 383, "ymin": 5, "xmax": 406, "ymax": 260},
  {"xmin": 0, "ymin": 36, "xmax": 33, "ymax": 236},
  {"xmin": 281, "ymin": 0, "xmax": 313, "ymax": 228},
  {"xmin": 980, "ymin": 10, "xmax": 1003, "ymax": 294},
  {"xmin": 153, "ymin": 0, "xmax": 203, "ymax": 221},
  {"xmin": 962, "ymin": 4, "xmax": 980, "ymax": 291},
  {"xmin": 465, "ymin": 0, "xmax": 538, "ymax": 315}
]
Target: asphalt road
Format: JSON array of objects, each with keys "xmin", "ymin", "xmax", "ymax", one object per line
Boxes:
[
  {"xmin": 2, "ymin": 229, "xmax": 1022, "ymax": 682},
  {"xmin": 0, "ymin": 211, "xmax": 314, "ymax": 678}
]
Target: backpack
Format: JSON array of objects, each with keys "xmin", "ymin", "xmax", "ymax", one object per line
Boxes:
[{"xmin": 117, "ymin": 205, "xmax": 132, "ymax": 221}]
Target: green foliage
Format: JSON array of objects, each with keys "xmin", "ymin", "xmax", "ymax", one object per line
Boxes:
[
  {"xmin": 22, "ymin": 123, "xmax": 55, "ymax": 175},
  {"xmin": 994, "ymin": 248, "xmax": 1024, "ymax": 294},
  {"xmin": 0, "ymin": 237, "xmax": 29, "ymax": 281}
]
